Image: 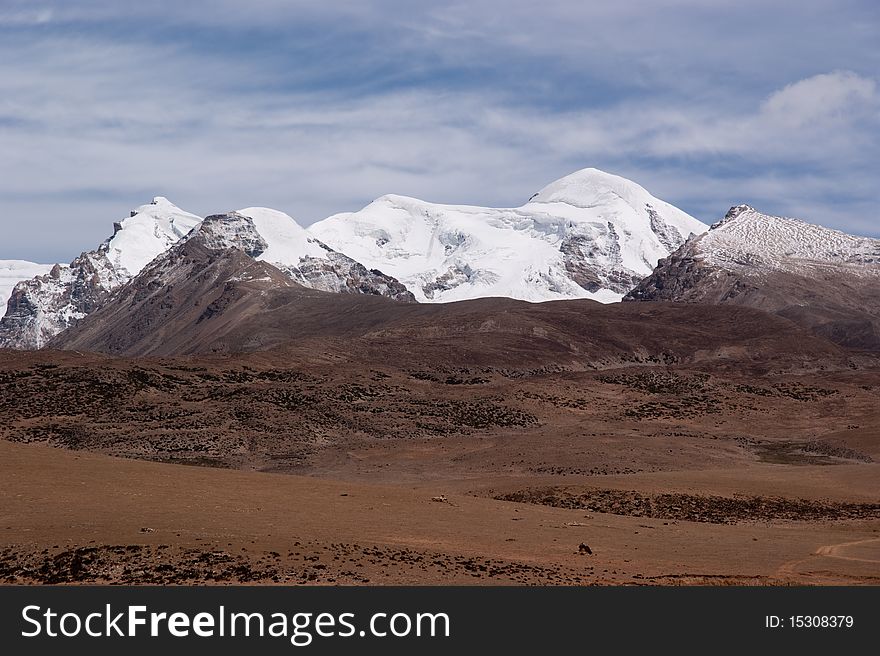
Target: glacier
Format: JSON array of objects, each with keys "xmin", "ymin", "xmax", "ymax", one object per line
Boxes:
[{"xmin": 309, "ymin": 168, "xmax": 707, "ymax": 303}]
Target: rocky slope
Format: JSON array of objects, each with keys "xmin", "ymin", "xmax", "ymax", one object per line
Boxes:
[
  {"xmin": 626, "ymin": 205, "xmax": 880, "ymax": 350},
  {"xmin": 0, "ymin": 260, "xmax": 53, "ymax": 309},
  {"xmin": 49, "ymin": 212, "xmax": 415, "ymax": 355},
  {"xmin": 310, "ymin": 168, "xmax": 708, "ymax": 303},
  {"xmin": 53, "ymin": 215, "xmax": 851, "ymax": 372},
  {"xmin": 209, "ymin": 208, "xmax": 414, "ymax": 301},
  {"xmin": 0, "ymin": 203, "xmax": 414, "ymax": 350},
  {"xmin": 0, "ymin": 198, "xmax": 201, "ymax": 349}
]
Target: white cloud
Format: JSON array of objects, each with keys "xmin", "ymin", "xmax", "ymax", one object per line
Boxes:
[
  {"xmin": 762, "ymin": 71, "xmax": 877, "ymax": 127},
  {"xmin": 0, "ymin": 4, "xmax": 878, "ymax": 262},
  {"xmin": 0, "ymin": 8, "xmax": 52, "ymax": 25},
  {"xmin": 2, "ymin": 59, "xmax": 879, "ymax": 262}
]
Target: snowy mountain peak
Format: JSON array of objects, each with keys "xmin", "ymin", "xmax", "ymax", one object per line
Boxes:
[
  {"xmin": 528, "ymin": 167, "xmax": 654, "ymax": 209},
  {"xmin": 0, "ymin": 198, "xmax": 202, "ymax": 349},
  {"xmin": 104, "ymin": 198, "xmax": 201, "ymax": 278},
  {"xmin": 719, "ymin": 204, "xmax": 757, "ymax": 224},
  {"xmin": 310, "ymin": 168, "xmax": 708, "ymax": 303},
  {"xmin": 626, "ymin": 207, "xmax": 880, "ymax": 350},
  {"xmin": 700, "ymin": 206, "xmax": 880, "ymax": 271},
  {"xmin": 184, "ymin": 208, "xmax": 414, "ymax": 302}
]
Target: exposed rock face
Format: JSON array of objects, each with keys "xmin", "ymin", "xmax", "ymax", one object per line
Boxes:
[
  {"xmin": 48, "ymin": 227, "xmax": 296, "ymax": 356},
  {"xmin": 626, "ymin": 205, "xmax": 880, "ymax": 350},
  {"xmin": 0, "ymin": 253, "xmax": 119, "ymax": 349},
  {"xmin": 200, "ymin": 211, "xmax": 415, "ymax": 302},
  {"xmin": 199, "ymin": 213, "xmax": 269, "ymax": 258},
  {"xmin": 422, "ymin": 263, "xmax": 488, "ymax": 300},
  {"xmin": 559, "ymin": 224, "xmax": 644, "ymax": 294},
  {"xmin": 0, "ymin": 260, "xmax": 53, "ymax": 309},
  {"xmin": 647, "ymin": 204, "xmax": 686, "ymax": 253},
  {"xmin": 289, "ymin": 249, "xmax": 414, "ymax": 300},
  {"xmin": 0, "ymin": 204, "xmax": 414, "ymax": 351},
  {"xmin": 50, "ymin": 213, "xmax": 416, "ymax": 355},
  {"xmin": 0, "ymin": 198, "xmax": 201, "ymax": 349}
]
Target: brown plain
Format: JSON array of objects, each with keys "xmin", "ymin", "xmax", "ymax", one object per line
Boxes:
[{"xmin": 2, "ymin": 290, "xmax": 879, "ymax": 585}]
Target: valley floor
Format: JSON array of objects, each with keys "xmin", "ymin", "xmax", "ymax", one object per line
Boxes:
[
  {"xmin": 1, "ymin": 350, "xmax": 878, "ymax": 585},
  {"xmin": 2, "ymin": 443, "xmax": 878, "ymax": 585}
]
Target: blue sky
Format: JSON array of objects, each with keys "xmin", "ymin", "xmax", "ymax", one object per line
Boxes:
[{"xmin": 1, "ymin": 0, "xmax": 878, "ymax": 263}]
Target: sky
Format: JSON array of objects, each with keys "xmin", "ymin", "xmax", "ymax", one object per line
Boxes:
[{"xmin": 1, "ymin": 0, "xmax": 878, "ymax": 263}]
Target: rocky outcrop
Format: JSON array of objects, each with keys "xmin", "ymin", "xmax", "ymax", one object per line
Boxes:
[
  {"xmin": 288, "ymin": 249, "xmax": 414, "ymax": 300},
  {"xmin": 0, "ymin": 198, "xmax": 201, "ymax": 349},
  {"xmin": 626, "ymin": 205, "xmax": 880, "ymax": 350},
  {"xmin": 559, "ymin": 225, "xmax": 644, "ymax": 295},
  {"xmin": 200, "ymin": 212, "xmax": 415, "ymax": 302}
]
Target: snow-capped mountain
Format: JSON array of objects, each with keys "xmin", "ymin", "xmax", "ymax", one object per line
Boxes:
[
  {"xmin": 626, "ymin": 205, "xmax": 880, "ymax": 349},
  {"xmin": 691, "ymin": 204, "xmax": 879, "ymax": 272},
  {"xmin": 1, "ymin": 168, "xmax": 705, "ymax": 350},
  {"xmin": 48, "ymin": 219, "xmax": 297, "ymax": 356},
  {"xmin": 49, "ymin": 210, "xmax": 416, "ymax": 355},
  {"xmin": 1, "ymin": 260, "xmax": 53, "ymax": 309},
  {"xmin": 201, "ymin": 209, "xmax": 414, "ymax": 300},
  {"xmin": 309, "ymin": 168, "xmax": 707, "ymax": 303},
  {"xmin": 0, "ymin": 201, "xmax": 415, "ymax": 350},
  {"xmin": 0, "ymin": 197, "xmax": 201, "ymax": 349}
]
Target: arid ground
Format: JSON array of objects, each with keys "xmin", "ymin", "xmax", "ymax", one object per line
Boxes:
[{"xmin": 1, "ymin": 328, "xmax": 878, "ymax": 585}]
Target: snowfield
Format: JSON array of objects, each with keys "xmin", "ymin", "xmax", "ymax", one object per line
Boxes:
[
  {"xmin": 237, "ymin": 207, "xmax": 331, "ymax": 263},
  {"xmin": 105, "ymin": 196, "xmax": 202, "ymax": 278},
  {"xmin": 309, "ymin": 168, "xmax": 707, "ymax": 303}
]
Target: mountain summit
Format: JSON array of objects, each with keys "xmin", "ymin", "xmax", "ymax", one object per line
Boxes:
[
  {"xmin": 626, "ymin": 205, "xmax": 880, "ymax": 349},
  {"xmin": 1, "ymin": 168, "xmax": 708, "ymax": 350},
  {"xmin": 309, "ymin": 167, "xmax": 707, "ymax": 303},
  {"xmin": 204, "ymin": 208, "xmax": 414, "ymax": 300},
  {"xmin": 0, "ymin": 198, "xmax": 201, "ymax": 349}
]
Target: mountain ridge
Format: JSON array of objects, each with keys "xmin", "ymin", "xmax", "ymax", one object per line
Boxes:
[
  {"xmin": 0, "ymin": 198, "xmax": 201, "ymax": 349},
  {"xmin": 310, "ymin": 167, "xmax": 708, "ymax": 304},
  {"xmin": 11, "ymin": 170, "xmax": 880, "ymax": 355},
  {"xmin": 218, "ymin": 208, "xmax": 414, "ymax": 301},
  {"xmin": 0, "ymin": 167, "xmax": 708, "ymax": 350},
  {"xmin": 626, "ymin": 205, "xmax": 880, "ymax": 350}
]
